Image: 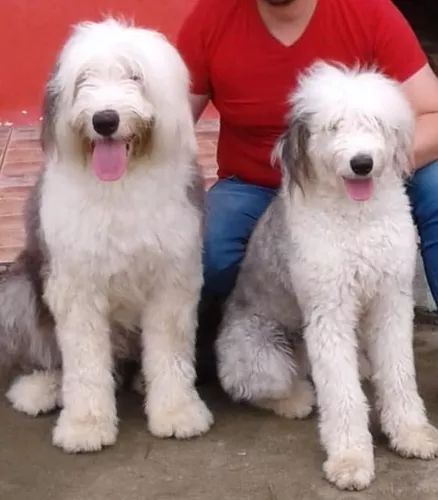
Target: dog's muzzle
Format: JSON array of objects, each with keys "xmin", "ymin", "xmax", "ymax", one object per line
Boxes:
[{"xmin": 342, "ymin": 154, "xmax": 375, "ymax": 201}]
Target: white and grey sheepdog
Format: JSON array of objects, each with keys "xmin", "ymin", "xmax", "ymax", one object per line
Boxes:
[
  {"xmin": 0, "ymin": 18, "xmax": 213, "ymax": 453},
  {"xmin": 216, "ymin": 61, "xmax": 438, "ymax": 491}
]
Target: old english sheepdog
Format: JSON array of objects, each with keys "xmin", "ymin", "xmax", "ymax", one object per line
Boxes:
[
  {"xmin": 0, "ymin": 18, "xmax": 213, "ymax": 452},
  {"xmin": 215, "ymin": 61, "xmax": 438, "ymax": 490}
]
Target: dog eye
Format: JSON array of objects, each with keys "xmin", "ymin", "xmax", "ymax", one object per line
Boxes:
[
  {"xmin": 328, "ymin": 123, "xmax": 339, "ymax": 132},
  {"xmin": 130, "ymin": 74, "xmax": 141, "ymax": 82}
]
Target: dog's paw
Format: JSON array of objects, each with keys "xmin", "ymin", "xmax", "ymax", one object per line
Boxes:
[
  {"xmin": 148, "ymin": 392, "xmax": 213, "ymax": 439},
  {"xmin": 6, "ymin": 371, "xmax": 61, "ymax": 416},
  {"xmin": 390, "ymin": 423, "xmax": 438, "ymax": 459},
  {"xmin": 254, "ymin": 379, "xmax": 316, "ymax": 419},
  {"xmin": 274, "ymin": 379, "xmax": 316, "ymax": 419},
  {"xmin": 52, "ymin": 409, "xmax": 118, "ymax": 453},
  {"xmin": 323, "ymin": 452, "xmax": 375, "ymax": 491}
]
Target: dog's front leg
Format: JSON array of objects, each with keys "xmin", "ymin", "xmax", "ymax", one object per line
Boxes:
[
  {"xmin": 304, "ymin": 304, "xmax": 374, "ymax": 491},
  {"xmin": 141, "ymin": 278, "xmax": 213, "ymax": 439},
  {"xmin": 364, "ymin": 285, "xmax": 438, "ymax": 459},
  {"xmin": 46, "ymin": 279, "xmax": 118, "ymax": 453}
]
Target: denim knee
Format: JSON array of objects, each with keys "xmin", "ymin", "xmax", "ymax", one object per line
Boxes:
[
  {"xmin": 407, "ymin": 160, "xmax": 438, "ymax": 307},
  {"xmin": 407, "ymin": 160, "xmax": 438, "ymax": 225},
  {"xmin": 202, "ymin": 220, "xmax": 245, "ymax": 297},
  {"xmin": 202, "ymin": 178, "xmax": 277, "ymax": 298}
]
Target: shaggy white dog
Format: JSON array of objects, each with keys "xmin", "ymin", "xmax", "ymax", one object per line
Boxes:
[
  {"xmin": 215, "ymin": 61, "xmax": 438, "ymax": 490},
  {"xmin": 0, "ymin": 18, "xmax": 213, "ymax": 452}
]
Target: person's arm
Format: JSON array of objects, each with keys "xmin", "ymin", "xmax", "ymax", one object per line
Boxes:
[
  {"xmin": 401, "ymin": 64, "xmax": 438, "ymax": 169},
  {"xmin": 370, "ymin": 0, "xmax": 438, "ymax": 168},
  {"xmin": 176, "ymin": 1, "xmax": 213, "ymax": 123},
  {"xmin": 190, "ymin": 93, "xmax": 210, "ymax": 123}
]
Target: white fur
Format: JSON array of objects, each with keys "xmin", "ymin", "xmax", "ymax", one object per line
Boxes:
[
  {"xmin": 284, "ymin": 63, "xmax": 438, "ymax": 490},
  {"xmin": 10, "ymin": 19, "xmax": 213, "ymax": 452}
]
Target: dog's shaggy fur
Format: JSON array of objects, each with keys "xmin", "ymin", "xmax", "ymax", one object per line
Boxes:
[
  {"xmin": 215, "ymin": 61, "xmax": 438, "ymax": 490},
  {"xmin": 0, "ymin": 18, "xmax": 213, "ymax": 452}
]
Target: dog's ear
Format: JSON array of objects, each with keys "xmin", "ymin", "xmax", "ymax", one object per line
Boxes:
[
  {"xmin": 273, "ymin": 113, "xmax": 312, "ymax": 192},
  {"xmin": 40, "ymin": 60, "xmax": 61, "ymax": 154}
]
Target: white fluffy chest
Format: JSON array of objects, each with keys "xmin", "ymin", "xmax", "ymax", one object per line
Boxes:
[
  {"xmin": 39, "ymin": 166, "xmax": 199, "ymax": 281},
  {"xmin": 287, "ymin": 192, "xmax": 417, "ymax": 300}
]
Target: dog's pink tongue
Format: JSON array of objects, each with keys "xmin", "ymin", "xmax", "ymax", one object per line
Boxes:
[
  {"xmin": 91, "ymin": 140, "xmax": 126, "ymax": 181},
  {"xmin": 343, "ymin": 178, "xmax": 374, "ymax": 201}
]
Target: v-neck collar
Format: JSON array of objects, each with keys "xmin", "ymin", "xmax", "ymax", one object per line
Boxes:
[{"xmin": 251, "ymin": 0, "xmax": 322, "ymax": 50}]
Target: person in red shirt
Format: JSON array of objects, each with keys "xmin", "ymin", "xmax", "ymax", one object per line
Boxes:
[{"xmin": 176, "ymin": 0, "xmax": 438, "ymax": 374}]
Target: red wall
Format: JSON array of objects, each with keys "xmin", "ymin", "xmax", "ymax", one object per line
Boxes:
[{"xmin": 0, "ymin": 0, "xmax": 216, "ymax": 124}]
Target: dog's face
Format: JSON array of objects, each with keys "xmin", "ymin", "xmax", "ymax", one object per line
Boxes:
[
  {"xmin": 70, "ymin": 60, "xmax": 155, "ymax": 180},
  {"xmin": 275, "ymin": 62, "xmax": 415, "ymax": 201},
  {"xmin": 41, "ymin": 19, "xmax": 196, "ymax": 181},
  {"xmin": 306, "ymin": 111, "xmax": 390, "ymax": 200}
]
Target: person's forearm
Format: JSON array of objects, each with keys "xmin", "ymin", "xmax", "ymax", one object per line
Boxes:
[
  {"xmin": 413, "ymin": 112, "xmax": 438, "ymax": 169},
  {"xmin": 190, "ymin": 94, "xmax": 210, "ymax": 123}
]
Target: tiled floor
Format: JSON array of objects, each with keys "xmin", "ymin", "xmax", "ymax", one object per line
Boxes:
[{"xmin": 0, "ymin": 119, "xmax": 219, "ymax": 265}]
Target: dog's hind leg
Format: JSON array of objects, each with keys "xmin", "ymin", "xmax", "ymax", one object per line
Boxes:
[
  {"xmin": 252, "ymin": 378, "xmax": 315, "ymax": 419},
  {"xmin": 0, "ymin": 262, "xmax": 46, "ymax": 372},
  {"xmin": 0, "ymin": 261, "xmax": 62, "ymax": 416},
  {"xmin": 216, "ymin": 313, "xmax": 315, "ymax": 419},
  {"xmin": 364, "ymin": 284, "xmax": 438, "ymax": 460},
  {"xmin": 6, "ymin": 370, "xmax": 62, "ymax": 416}
]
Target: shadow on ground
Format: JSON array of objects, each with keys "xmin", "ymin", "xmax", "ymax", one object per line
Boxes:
[{"xmin": 1, "ymin": 324, "xmax": 438, "ymax": 500}]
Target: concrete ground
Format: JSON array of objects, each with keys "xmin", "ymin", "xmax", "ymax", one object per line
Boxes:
[{"xmin": 1, "ymin": 323, "xmax": 438, "ymax": 500}]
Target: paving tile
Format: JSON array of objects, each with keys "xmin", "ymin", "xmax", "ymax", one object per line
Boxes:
[
  {"xmin": 10, "ymin": 126, "xmax": 41, "ymax": 142},
  {"xmin": 0, "ymin": 227, "xmax": 25, "ymax": 250},
  {"xmin": 195, "ymin": 119, "xmax": 219, "ymax": 132},
  {"xmin": 0, "ymin": 214, "xmax": 26, "ymax": 231},
  {"xmin": 0, "ymin": 127, "xmax": 12, "ymax": 146},
  {"xmin": 0, "ymin": 186, "xmax": 31, "ymax": 200},
  {"xmin": 196, "ymin": 119, "xmax": 219, "ymax": 181},
  {"xmin": 4, "ymin": 147, "xmax": 43, "ymax": 163},
  {"xmin": 0, "ymin": 127, "xmax": 11, "ymax": 139},
  {"xmin": 197, "ymin": 130, "xmax": 220, "ymax": 142},
  {"xmin": 0, "ymin": 174, "xmax": 39, "ymax": 189},
  {"xmin": 0, "ymin": 160, "xmax": 42, "ymax": 188},
  {"xmin": 197, "ymin": 140, "xmax": 217, "ymax": 156},
  {"xmin": 0, "ymin": 198, "xmax": 25, "ymax": 217},
  {"xmin": 0, "ymin": 126, "xmax": 12, "ymax": 171},
  {"xmin": 0, "ymin": 247, "xmax": 20, "ymax": 265},
  {"xmin": 7, "ymin": 138, "xmax": 41, "ymax": 150}
]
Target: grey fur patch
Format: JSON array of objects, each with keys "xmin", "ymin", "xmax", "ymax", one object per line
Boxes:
[
  {"xmin": 216, "ymin": 196, "xmax": 305, "ymax": 401},
  {"xmin": 275, "ymin": 112, "xmax": 312, "ymax": 192},
  {"xmin": 186, "ymin": 161, "xmax": 205, "ymax": 214},
  {"xmin": 0, "ymin": 174, "xmax": 60, "ymax": 378},
  {"xmin": 40, "ymin": 61, "xmax": 60, "ymax": 153}
]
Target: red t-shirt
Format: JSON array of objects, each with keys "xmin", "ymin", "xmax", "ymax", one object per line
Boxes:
[{"xmin": 177, "ymin": 0, "xmax": 427, "ymax": 188}]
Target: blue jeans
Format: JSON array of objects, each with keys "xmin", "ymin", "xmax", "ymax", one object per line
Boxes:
[{"xmin": 203, "ymin": 162, "xmax": 438, "ymax": 307}]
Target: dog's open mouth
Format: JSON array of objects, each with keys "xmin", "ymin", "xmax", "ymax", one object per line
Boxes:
[
  {"xmin": 342, "ymin": 178, "xmax": 374, "ymax": 201},
  {"xmin": 90, "ymin": 138, "xmax": 130, "ymax": 182}
]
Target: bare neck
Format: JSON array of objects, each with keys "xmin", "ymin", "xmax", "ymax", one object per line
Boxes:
[{"xmin": 256, "ymin": 0, "xmax": 317, "ymax": 26}]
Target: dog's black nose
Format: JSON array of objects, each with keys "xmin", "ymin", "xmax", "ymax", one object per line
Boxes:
[
  {"xmin": 350, "ymin": 154, "xmax": 373, "ymax": 176},
  {"xmin": 92, "ymin": 109, "xmax": 120, "ymax": 137}
]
